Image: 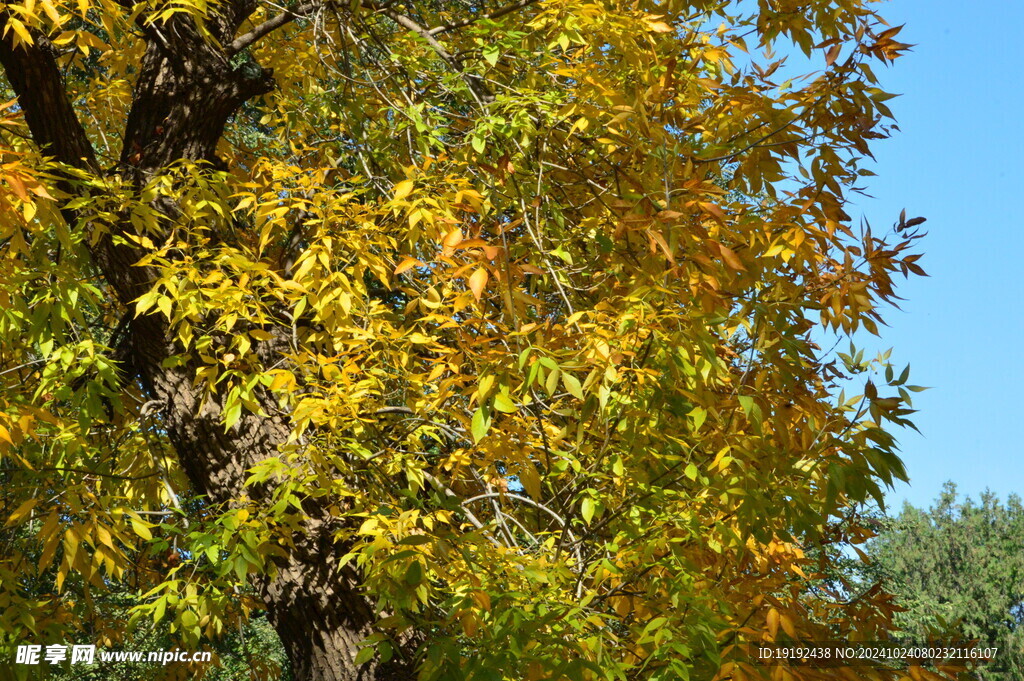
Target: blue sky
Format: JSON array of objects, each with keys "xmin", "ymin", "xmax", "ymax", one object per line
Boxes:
[{"xmin": 842, "ymin": 0, "xmax": 1024, "ymax": 510}]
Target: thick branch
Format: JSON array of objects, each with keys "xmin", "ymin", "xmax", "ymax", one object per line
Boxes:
[
  {"xmin": 0, "ymin": 19, "xmax": 97, "ymax": 170},
  {"xmin": 228, "ymin": 0, "xmax": 322, "ymax": 55},
  {"xmin": 0, "ymin": 19, "xmax": 152, "ymax": 308}
]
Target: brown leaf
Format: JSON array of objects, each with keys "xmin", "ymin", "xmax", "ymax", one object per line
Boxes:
[
  {"xmin": 717, "ymin": 242, "xmax": 746, "ymax": 271},
  {"xmin": 825, "ymin": 44, "xmax": 841, "ymax": 66}
]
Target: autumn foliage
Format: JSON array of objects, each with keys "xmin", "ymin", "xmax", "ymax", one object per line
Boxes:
[{"xmin": 0, "ymin": 0, "xmax": 942, "ymax": 679}]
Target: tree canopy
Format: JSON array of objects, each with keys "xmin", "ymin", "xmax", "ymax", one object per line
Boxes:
[
  {"xmin": 0, "ymin": 0, "xmax": 934, "ymax": 679},
  {"xmin": 866, "ymin": 484, "xmax": 1024, "ymax": 681}
]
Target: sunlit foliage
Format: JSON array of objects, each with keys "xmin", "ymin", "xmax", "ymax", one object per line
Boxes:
[{"xmin": 0, "ymin": 0, "xmax": 943, "ymax": 678}]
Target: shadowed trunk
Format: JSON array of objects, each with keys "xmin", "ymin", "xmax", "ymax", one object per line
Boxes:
[{"xmin": 0, "ymin": 9, "xmax": 416, "ymax": 680}]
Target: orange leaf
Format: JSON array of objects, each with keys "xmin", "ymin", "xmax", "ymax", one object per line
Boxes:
[
  {"xmin": 394, "ymin": 257, "xmax": 424, "ymax": 275},
  {"xmin": 717, "ymin": 243, "xmax": 746, "ymax": 271},
  {"xmin": 699, "ymin": 201, "xmax": 727, "ymax": 226},
  {"xmin": 646, "ymin": 229, "xmax": 675, "ymax": 264},
  {"xmin": 468, "ymin": 268, "xmax": 488, "ymax": 301},
  {"xmin": 443, "ymin": 228, "xmax": 463, "ymax": 248},
  {"xmin": 30, "ymin": 183, "xmax": 53, "ymax": 200},
  {"xmin": 6, "ymin": 174, "xmax": 28, "ymax": 202}
]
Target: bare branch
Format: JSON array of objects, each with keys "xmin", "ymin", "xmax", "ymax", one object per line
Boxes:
[
  {"xmin": 0, "ymin": 359, "xmax": 47, "ymax": 379},
  {"xmin": 427, "ymin": 0, "xmax": 541, "ymax": 36},
  {"xmin": 6, "ymin": 466, "xmax": 161, "ymax": 481},
  {"xmin": 463, "ymin": 492, "xmax": 569, "ymax": 528},
  {"xmin": 378, "ymin": 7, "xmax": 494, "ymax": 105}
]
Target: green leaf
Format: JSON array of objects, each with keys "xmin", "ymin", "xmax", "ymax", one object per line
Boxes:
[
  {"xmin": 405, "ymin": 560, "xmax": 424, "ymax": 585},
  {"xmin": 689, "ymin": 406, "xmax": 707, "ymax": 431},
  {"xmin": 738, "ymin": 395, "xmax": 761, "ymax": 422},
  {"xmin": 482, "ymin": 44, "xmax": 500, "ymax": 66},
  {"xmin": 223, "ymin": 399, "xmax": 242, "ymax": 431},
  {"xmin": 354, "ymin": 646, "xmax": 375, "ymax": 666},
  {"xmin": 581, "ymin": 497, "xmax": 595, "ymax": 524},
  {"xmin": 685, "ymin": 463, "xmax": 699, "ymax": 481},
  {"xmin": 397, "ymin": 535, "xmax": 433, "ymax": 546},
  {"xmin": 562, "ymin": 372, "xmax": 584, "ymax": 400},
  {"xmin": 493, "ymin": 393, "xmax": 517, "ymax": 413},
  {"xmin": 181, "ymin": 610, "xmax": 198, "ymax": 629},
  {"xmin": 471, "ymin": 407, "xmax": 491, "ymax": 442},
  {"xmin": 153, "ymin": 597, "xmax": 166, "ymax": 624}
]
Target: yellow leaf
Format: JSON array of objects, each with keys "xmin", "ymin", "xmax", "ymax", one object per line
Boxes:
[
  {"xmin": 96, "ymin": 524, "xmax": 114, "ymax": 550},
  {"xmin": 393, "ymin": 179, "xmax": 415, "ymax": 201},
  {"xmin": 460, "ymin": 610, "xmax": 479, "ymax": 637},
  {"xmin": 471, "ymin": 590, "xmax": 491, "ymax": 611},
  {"xmin": 699, "ymin": 201, "xmax": 727, "ymax": 225},
  {"xmin": 130, "ymin": 518, "xmax": 153, "ymax": 541},
  {"xmin": 5, "ymin": 19, "xmax": 34, "ymax": 46},
  {"xmin": 40, "ymin": 0, "xmax": 62, "ymax": 25},
  {"xmin": 5, "ymin": 498, "xmax": 37, "ymax": 527},
  {"xmin": 427, "ymin": 363, "xmax": 446, "ymax": 381},
  {"xmin": 519, "ymin": 465, "xmax": 540, "ymax": 499},
  {"xmin": 233, "ymin": 195, "xmax": 255, "ymax": 212},
  {"xmin": 779, "ymin": 612, "xmax": 797, "ymax": 638},
  {"xmin": 825, "ymin": 44, "xmax": 841, "ymax": 66},
  {"xmin": 766, "ymin": 608, "xmax": 780, "ymax": 639},
  {"xmin": 478, "ymin": 374, "xmax": 495, "ymax": 399}
]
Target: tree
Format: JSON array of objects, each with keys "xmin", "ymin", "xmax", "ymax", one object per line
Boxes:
[
  {"xmin": 0, "ymin": 0, "xmax": 929, "ymax": 679},
  {"xmin": 866, "ymin": 484, "xmax": 1024, "ymax": 681}
]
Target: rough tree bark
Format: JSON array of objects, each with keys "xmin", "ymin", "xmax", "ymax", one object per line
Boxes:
[{"xmin": 0, "ymin": 5, "xmax": 415, "ymax": 680}]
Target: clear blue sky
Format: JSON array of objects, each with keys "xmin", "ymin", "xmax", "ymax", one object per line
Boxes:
[{"xmin": 845, "ymin": 0, "xmax": 1024, "ymax": 510}]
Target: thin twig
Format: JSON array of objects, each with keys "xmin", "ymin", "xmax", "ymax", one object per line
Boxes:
[{"xmin": 8, "ymin": 466, "xmax": 160, "ymax": 481}]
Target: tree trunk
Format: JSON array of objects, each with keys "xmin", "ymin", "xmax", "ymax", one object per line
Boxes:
[
  {"xmin": 0, "ymin": 10, "xmax": 416, "ymax": 680},
  {"xmin": 258, "ymin": 552, "xmax": 418, "ymax": 681}
]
